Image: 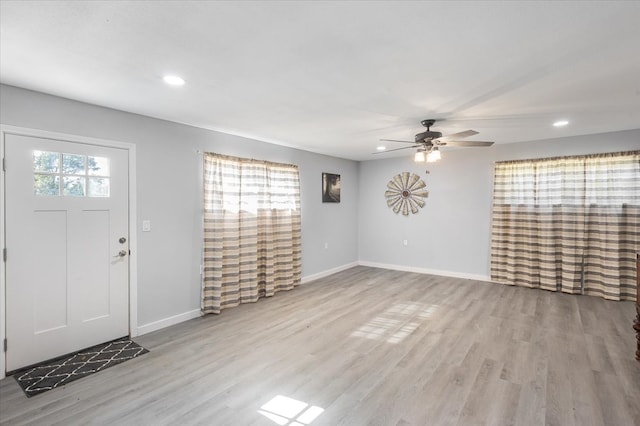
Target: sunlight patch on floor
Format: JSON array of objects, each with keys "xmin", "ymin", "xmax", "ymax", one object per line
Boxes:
[
  {"xmin": 258, "ymin": 395, "xmax": 324, "ymax": 425},
  {"xmin": 350, "ymin": 302, "xmax": 439, "ymax": 344}
]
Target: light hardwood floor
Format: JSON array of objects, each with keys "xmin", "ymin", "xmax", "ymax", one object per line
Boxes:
[{"xmin": 1, "ymin": 266, "xmax": 639, "ymax": 425}]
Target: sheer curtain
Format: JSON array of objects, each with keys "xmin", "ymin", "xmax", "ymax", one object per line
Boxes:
[
  {"xmin": 491, "ymin": 151, "xmax": 640, "ymax": 301},
  {"xmin": 202, "ymin": 153, "xmax": 302, "ymax": 314}
]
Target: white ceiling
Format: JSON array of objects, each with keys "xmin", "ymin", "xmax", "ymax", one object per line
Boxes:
[{"xmin": 1, "ymin": 1, "xmax": 639, "ymax": 161}]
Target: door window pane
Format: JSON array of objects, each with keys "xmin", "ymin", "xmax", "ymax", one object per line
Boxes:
[
  {"xmin": 88, "ymin": 177, "xmax": 110, "ymax": 197},
  {"xmin": 33, "ymin": 150, "xmax": 111, "ymax": 197},
  {"xmin": 88, "ymin": 156, "xmax": 110, "ymax": 176},
  {"xmin": 62, "ymin": 153, "xmax": 86, "ymax": 175},
  {"xmin": 34, "ymin": 174, "xmax": 60, "ymax": 196},
  {"xmin": 63, "ymin": 176, "xmax": 86, "ymax": 197},
  {"xmin": 33, "ymin": 151, "xmax": 60, "ymax": 173}
]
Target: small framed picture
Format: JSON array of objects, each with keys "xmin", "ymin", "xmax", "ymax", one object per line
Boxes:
[{"xmin": 322, "ymin": 173, "xmax": 341, "ymax": 203}]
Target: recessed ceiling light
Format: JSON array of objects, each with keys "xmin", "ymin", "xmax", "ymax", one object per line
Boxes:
[
  {"xmin": 163, "ymin": 75, "xmax": 185, "ymax": 86},
  {"xmin": 377, "ymin": 146, "xmax": 386, "ymax": 151},
  {"xmin": 553, "ymin": 120, "xmax": 569, "ymax": 127}
]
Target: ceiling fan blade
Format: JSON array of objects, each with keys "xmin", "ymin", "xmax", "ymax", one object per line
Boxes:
[
  {"xmin": 438, "ymin": 130, "xmax": 479, "ymax": 141},
  {"xmin": 438, "ymin": 140, "xmax": 494, "ymax": 147},
  {"xmin": 379, "ymin": 139, "xmax": 416, "ymax": 144},
  {"xmin": 372, "ymin": 145, "xmax": 420, "ymax": 154}
]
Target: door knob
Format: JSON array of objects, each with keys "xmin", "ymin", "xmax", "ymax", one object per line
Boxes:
[
  {"xmin": 114, "ymin": 250, "xmax": 127, "ymax": 258},
  {"xmin": 119, "ymin": 237, "xmax": 127, "ymax": 244}
]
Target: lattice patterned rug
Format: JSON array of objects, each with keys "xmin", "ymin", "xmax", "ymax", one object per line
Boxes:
[{"xmin": 12, "ymin": 338, "xmax": 149, "ymax": 397}]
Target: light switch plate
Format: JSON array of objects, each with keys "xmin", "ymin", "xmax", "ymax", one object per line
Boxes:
[{"xmin": 142, "ymin": 220, "xmax": 151, "ymax": 232}]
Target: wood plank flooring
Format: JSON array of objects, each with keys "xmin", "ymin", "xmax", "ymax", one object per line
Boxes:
[{"xmin": 1, "ymin": 266, "xmax": 638, "ymax": 425}]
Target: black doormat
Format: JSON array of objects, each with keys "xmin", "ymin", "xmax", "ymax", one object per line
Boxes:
[{"xmin": 12, "ymin": 337, "xmax": 149, "ymax": 397}]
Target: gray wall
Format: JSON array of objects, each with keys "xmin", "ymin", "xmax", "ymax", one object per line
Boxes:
[
  {"xmin": 0, "ymin": 84, "xmax": 359, "ymax": 327},
  {"xmin": 358, "ymin": 128, "xmax": 640, "ymax": 279},
  {"xmin": 2, "ymin": 83, "xmax": 638, "ymax": 329}
]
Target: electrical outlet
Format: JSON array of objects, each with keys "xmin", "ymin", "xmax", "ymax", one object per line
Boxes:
[
  {"xmin": 142, "ymin": 220, "xmax": 151, "ymax": 232},
  {"xmin": 403, "ymin": 239, "xmax": 408, "ymax": 246},
  {"xmin": 324, "ymin": 242, "xmax": 329, "ymax": 249}
]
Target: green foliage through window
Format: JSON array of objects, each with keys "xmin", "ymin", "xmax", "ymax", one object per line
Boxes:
[{"xmin": 33, "ymin": 151, "xmax": 110, "ymax": 197}]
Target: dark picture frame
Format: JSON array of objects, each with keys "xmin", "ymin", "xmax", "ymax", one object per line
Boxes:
[{"xmin": 322, "ymin": 172, "xmax": 341, "ymax": 203}]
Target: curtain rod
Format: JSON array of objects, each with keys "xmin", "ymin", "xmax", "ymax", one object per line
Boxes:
[
  {"xmin": 201, "ymin": 151, "xmax": 298, "ymax": 169},
  {"xmin": 495, "ymin": 149, "xmax": 640, "ymax": 165}
]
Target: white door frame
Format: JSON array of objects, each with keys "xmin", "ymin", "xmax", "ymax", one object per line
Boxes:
[{"xmin": 0, "ymin": 125, "xmax": 138, "ymax": 379}]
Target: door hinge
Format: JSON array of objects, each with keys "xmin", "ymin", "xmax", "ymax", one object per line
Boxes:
[
  {"xmin": 2, "ymin": 248, "xmax": 6, "ymax": 262},
  {"xmin": 2, "ymin": 157, "xmax": 5, "ymax": 172},
  {"xmin": 3, "ymin": 338, "xmax": 6, "ymax": 352}
]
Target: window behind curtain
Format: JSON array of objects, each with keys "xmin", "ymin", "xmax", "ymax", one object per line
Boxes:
[
  {"xmin": 202, "ymin": 153, "xmax": 302, "ymax": 314},
  {"xmin": 491, "ymin": 150, "xmax": 640, "ymax": 301}
]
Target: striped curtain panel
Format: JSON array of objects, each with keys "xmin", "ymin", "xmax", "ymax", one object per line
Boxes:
[
  {"xmin": 583, "ymin": 153, "xmax": 640, "ymax": 300},
  {"xmin": 491, "ymin": 151, "xmax": 640, "ymax": 301},
  {"xmin": 202, "ymin": 153, "xmax": 302, "ymax": 314}
]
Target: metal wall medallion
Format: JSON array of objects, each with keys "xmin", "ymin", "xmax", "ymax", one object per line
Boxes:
[{"xmin": 385, "ymin": 172, "xmax": 428, "ymax": 215}]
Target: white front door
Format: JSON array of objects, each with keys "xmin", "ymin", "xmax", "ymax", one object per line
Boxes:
[{"xmin": 4, "ymin": 134, "xmax": 129, "ymax": 371}]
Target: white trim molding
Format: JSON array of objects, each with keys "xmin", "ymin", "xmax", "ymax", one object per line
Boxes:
[
  {"xmin": 137, "ymin": 262, "xmax": 362, "ymax": 336},
  {"xmin": 0, "ymin": 127, "xmax": 6, "ymax": 379},
  {"xmin": 137, "ymin": 309, "xmax": 203, "ymax": 336},
  {"xmin": 0, "ymin": 125, "xmax": 138, "ymax": 379},
  {"xmin": 301, "ymin": 262, "xmax": 359, "ymax": 284},
  {"xmin": 358, "ymin": 260, "xmax": 493, "ymax": 282}
]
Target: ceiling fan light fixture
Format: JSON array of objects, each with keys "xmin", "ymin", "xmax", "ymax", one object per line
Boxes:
[
  {"xmin": 377, "ymin": 146, "xmax": 386, "ymax": 151},
  {"xmin": 163, "ymin": 75, "xmax": 186, "ymax": 86},
  {"xmin": 553, "ymin": 119, "xmax": 569, "ymax": 127},
  {"xmin": 377, "ymin": 119, "xmax": 493, "ymax": 160},
  {"xmin": 426, "ymin": 148, "xmax": 441, "ymax": 163}
]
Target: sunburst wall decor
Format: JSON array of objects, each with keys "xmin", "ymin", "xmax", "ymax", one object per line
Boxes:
[{"xmin": 385, "ymin": 172, "xmax": 428, "ymax": 215}]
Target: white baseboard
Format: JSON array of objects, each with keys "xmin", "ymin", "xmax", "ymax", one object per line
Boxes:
[
  {"xmin": 301, "ymin": 261, "xmax": 359, "ymax": 284},
  {"xmin": 136, "ymin": 309, "xmax": 203, "ymax": 336},
  {"xmin": 135, "ymin": 263, "xmax": 359, "ymax": 337},
  {"xmin": 357, "ymin": 260, "xmax": 493, "ymax": 282},
  {"xmin": 133, "ymin": 261, "xmax": 489, "ymax": 339}
]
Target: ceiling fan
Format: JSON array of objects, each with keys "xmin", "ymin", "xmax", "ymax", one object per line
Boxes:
[{"xmin": 374, "ymin": 119, "xmax": 494, "ymax": 162}]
